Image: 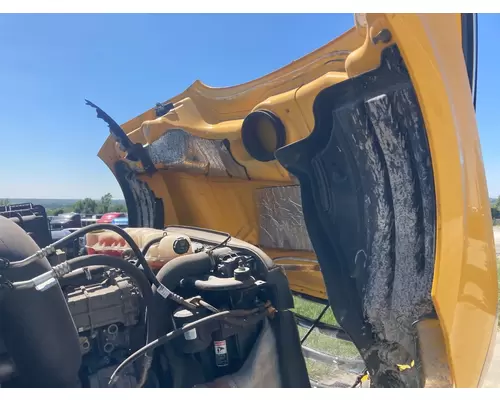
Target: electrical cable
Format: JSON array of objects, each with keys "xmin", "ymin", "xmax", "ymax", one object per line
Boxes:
[
  {"xmin": 11, "ymin": 224, "xmax": 154, "ymax": 281},
  {"xmin": 108, "ymin": 307, "xmax": 266, "ymax": 386},
  {"xmin": 141, "ymin": 234, "xmax": 166, "ymax": 257},
  {"xmin": 61, "ymin": 254, "xmax": 158, "ymax": 389},
  {"xmin": 351, "ymin": 369, "xmax": 369, "ymax": 388},
  {"xmin": 66, "ymin": 254, "xmax": 154, "ymax": 309},
  {"xmin": 207, "ymin": 232, "xmax": 231, "ymax": 253},
  {"xmin": 198, "ymin": 299, "xmax": 219, "ymax": 313},
  {"xmin": 9, "ymin": 223, "xmax": 194, "ymax": 309}
]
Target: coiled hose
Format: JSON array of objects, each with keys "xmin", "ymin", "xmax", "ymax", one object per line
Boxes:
[
  {"xmin": 65, "ymin": 254, "xmax": 157, "ymax": 387},
  {"xmin": 9, "ymin": 224, "xmax": 193, "ymax": 310}
]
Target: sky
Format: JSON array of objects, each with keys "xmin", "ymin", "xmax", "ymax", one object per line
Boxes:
[{"xmin": 0, "ymin": 14, "xmax": 499, "ymax": 199}]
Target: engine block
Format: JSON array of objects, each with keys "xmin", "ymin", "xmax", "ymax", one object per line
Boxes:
[{"xmin": 66, "ymin": 271, "xmax": 141, "ymax": 332}]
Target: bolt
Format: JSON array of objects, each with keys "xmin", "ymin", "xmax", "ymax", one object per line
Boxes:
[{"xmin": 107, "ymin": 324, "xmax": 119, "ymax": 335}]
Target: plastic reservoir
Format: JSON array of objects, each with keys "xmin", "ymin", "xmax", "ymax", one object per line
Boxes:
[{"xmin": 85, "ymin": 227, "xmax": 193, "ymax": 269}]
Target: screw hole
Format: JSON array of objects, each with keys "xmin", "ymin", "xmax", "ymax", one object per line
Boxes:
[
  {"xmin": 107, "ymin": 324, "xmax": 118, "ymax": 335},
  {"xmin": 104, "ymin": 343, "xmax": 114, "ymax": 353}
]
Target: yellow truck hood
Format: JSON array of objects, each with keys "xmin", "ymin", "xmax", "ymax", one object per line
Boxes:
[{"xmin": 93, "ymin": 13, "xmax": 497, "ymax": 388}]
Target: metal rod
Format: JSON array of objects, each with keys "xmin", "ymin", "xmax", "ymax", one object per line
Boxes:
[
  {"xmin": 273, "ymin": 256, "xmax": 318, "ymax": 264},
  {"xmin": 300, "ymin": 303, "xmax": 330, "ymax": 344},
  {"xmin": 295, "ymin": 314, "xmax": 352, "ymax": 343},
  {"xmin": 301, "ymin": 346, "xmax": 365, "ymax": 372}
]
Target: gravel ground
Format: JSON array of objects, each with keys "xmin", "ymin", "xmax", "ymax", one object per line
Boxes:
[
  {"xmin": 494, "ymin": 226, "xmax": 500, "ymax": 256},
  {"xmin": 482, "ymin": 333, "xmax": 500, "ymax": 388},
  {"xmin": 482, "ymin": 226, "xmax": 500, "ymax": 388}
]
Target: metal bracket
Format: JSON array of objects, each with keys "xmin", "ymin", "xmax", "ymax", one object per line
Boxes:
[{"xmin": 0, "ymin": 258, "xmax": 10, "ymax": 270}]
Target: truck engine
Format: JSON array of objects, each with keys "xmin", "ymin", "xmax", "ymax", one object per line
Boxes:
[
  {"xmin": 0, "ymin": 216, "xmax": 309, "ymax": 388},
  {"xmin": 63, "ymin": 266, "xmax": 144, "ymax": 387}
]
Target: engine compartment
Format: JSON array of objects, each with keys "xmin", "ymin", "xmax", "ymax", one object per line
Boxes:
[
  {"xmin": 63, "ymin": 267, "xmax": 143, "ymax": 387},
  {"xmin": 0, "ymin": 216, "xmax": 309, "ymax": 388}
]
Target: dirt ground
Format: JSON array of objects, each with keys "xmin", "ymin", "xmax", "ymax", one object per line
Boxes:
[
  {"xmin": 482, "ymin": 334, "xmax": 500, "ymax": 388},
  {"xmin": 481, "ymin": 226, "xmax": 500, "ymax": 388},
  {"xmin": 494, "ymin": 226, "xmax": 500, "ymax": 257}
]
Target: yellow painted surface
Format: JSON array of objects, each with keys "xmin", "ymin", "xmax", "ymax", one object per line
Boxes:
[
  {"xmin": 98, "ymin": 14, "xmax": 497, "ymax": 387},
  {"xmin": 385, "ymin": 13, "xmax": 497, "ymax": 388}
]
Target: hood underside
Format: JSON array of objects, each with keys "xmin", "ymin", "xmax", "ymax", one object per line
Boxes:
[
  {"xmin": 94, "ymin": 14, "xmax": 497, "ymax": 388},
  {"xmin": 276, "ymin": 44, "xmax": 435, "ymax": 387}
]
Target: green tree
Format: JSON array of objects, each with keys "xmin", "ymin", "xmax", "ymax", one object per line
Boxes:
[
  {"xmin": 491, "ymin": 196, "xmax": 500, "ymax": 223},
  {"xmin": 114, "ymin": 204, "xmax": 127, "ymax": 213},
  {"xmin": 47, "ymin": 208, "xmax": 65, "ymax": 216},
  {"xmin": 73, "ymin": 198, "xmax": 98, "ymax": 214},
  {"xmin": 494, "ymin": 196, "xmax": 500, "ymax": 210},
  {"xmin": 98, "ymin": 193, "xmax": 113, "ymax": 214}
]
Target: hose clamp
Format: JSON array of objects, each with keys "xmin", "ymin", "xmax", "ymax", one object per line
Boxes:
[
  {"xmin": 0, "ymin": 274, "xmax": 13, "ymax": 291},
  {"xmin": 37, "ymin": 245, "xmax": 56, "ymax": 259},
  {"xmin": 51, "ymin": 261, "xmax": 71, "ymax": 278},
  {"xmin": 0, "ymin": 258, "xmax": 10, "ymax": 270},
  {"xmin": 156, "ymin": 284, "xmax": 172, "ymax": 299}
]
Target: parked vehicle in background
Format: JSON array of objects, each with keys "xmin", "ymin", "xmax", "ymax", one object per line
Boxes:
[
  {"xmin": 97, "ymin": 212, "xmax": 127, "ymax": 224},
  {"xmin": 111, "ymin": 216, "xmax": 128, "ymax": 227},
  {"xmin": 0, "ymin": 13, "xmax": 494, "ymax": 390},
  {"xmin": 81, "ymin": 214, "xmax": 103, "ymax": 227},
  {"xmin": 50, "ymin": 228, "xmax": 80, "ymax": 259},
  {"xmin": 49, "ymin": 212, "xmax": 81, "ymax": 230}
]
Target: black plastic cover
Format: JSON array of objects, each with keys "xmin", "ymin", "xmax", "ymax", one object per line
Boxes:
[
  {"xmin": 0, "ymin": 216, "xmax": 82, "ymax": 387},
  {"xmin": 276, "ymin": 45, "xmax": 435, "ymax": 387}
]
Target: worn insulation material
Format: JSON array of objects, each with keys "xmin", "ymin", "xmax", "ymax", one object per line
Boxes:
[
  {"xmin": 330, "ymin": 84, "xmax": 435, "ymax": 355},
  {"xmin": 256, "ymin": 186, "xmax": 314, "ymax": 251},
  {"xmin": 363, "ymin": 89, "xmax": 434, "ymax": 350},
  {"xmin": 394, "ymin": 89, "xmax": 436, "ymax": 283},
  {"xmin": 131, "ymin": 129, "xmax": 247, "ymax": 179},
  {"xmin": 334, "ymin": 104, "xmax": 396, "ymax": 343},
  {"xmin": 273, "ymin": 45, "xmax": 435, "ymax": 387}
]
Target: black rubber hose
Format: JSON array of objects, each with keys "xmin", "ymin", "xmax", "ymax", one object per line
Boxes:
[
  {"xmin": 154, "ymin": 248, "xmax": 231, "ymax": 291},
  {"xmin": 58, "ymin": 265, "xmax": 108, "ymax": 287},
  {"xmin": 152, "ymin": 248, "xmax": 231, "ymax": 335},
  {"xmin": 67, "ymin": 255, "xmax": 152, "ymax": 303},
  {"xmin": 141, "ymin": 236, "xmax": 164, "ymax": 257},
  {"xmin": 66, "ymin": 254, "xmax": 156, "ymax": 342},
  {"xmin": 47, "ymin": 224, "xmax": 159, "ymax": 287},
  {"xmin": 67, "ymin": 254, "xmax": 169, "ymax": 388},
  {"xmin": 109, "ymin": 308, "xmax": 266, "ymax": 386},
  {"xmin": 145, "ymin": 247, "xmax": 234, "ymax": 387},
  {"xmin": 149, "ymin": 247, "xmax": 233, "ymax": 386}
]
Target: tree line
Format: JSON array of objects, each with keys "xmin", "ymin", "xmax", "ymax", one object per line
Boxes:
[
  {"xmin": 491, "ymin": 196, "xmax": 500, "ymax": 223},
  {"xmin": 2, "ymin": 194, "xmax": 500, "ymax": 223},
  {"xmin": 50, "ymin": 193, "xmax": 127, "ymax": 216},
  {"xmin": 0, "ymin": 194, "xmax": 127, "ymax": 216}
]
